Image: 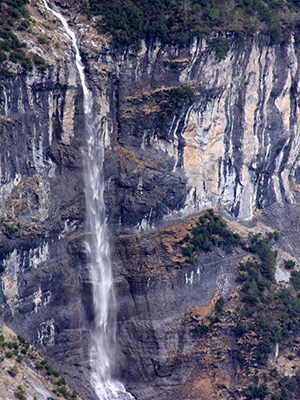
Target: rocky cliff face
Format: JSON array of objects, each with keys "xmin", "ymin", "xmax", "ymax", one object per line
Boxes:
[
  {"xmin": 0, "ymin": 4, "xmax": 95, "ymax": 396},
  {"xmin": 1, "ymin": 1, "xmax": 300, "ymax": 399},
  {"xmin": 89, "ymin": 35, "xmax": 300, "ymax": 229}
]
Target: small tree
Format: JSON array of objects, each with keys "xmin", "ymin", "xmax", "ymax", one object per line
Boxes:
[{"xmin": 284, "ymin": 260, "xmax": 295, "ymax": 270}]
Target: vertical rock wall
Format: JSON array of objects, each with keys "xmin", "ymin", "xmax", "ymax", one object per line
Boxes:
[
  {"xmin": 2, "ymin": 9, "xmax": 300, "ymax": 398},
  {"xmin": 0, "ymin": 61, "xmax": 97, "ymax": 398},
  {"xmin": 84, "ymin": 36, "xmax": 300, "ymax": 231}
]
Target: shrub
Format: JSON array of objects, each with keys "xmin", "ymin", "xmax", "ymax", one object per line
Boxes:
[
  {"xmin": 0, "ymin": 51, "xmax": 7, "ymax": 62},
  {"xmin": 0, "ymin": 68, "xmax": 13, "ymax": 79},
  {"xmin": 235, "ymin": 273, "xmax": 248, "ymax": 283},
  {"xmin": 178, "ymin": 210, "xmax": 241, "ymax": 263},
  {"xmin": 35, "ymin": 362, "xmax": 43, "ymax": 370},
  {"xmin": 56, "ymin": 377, "xmax": 66, "ymax": 386},
  {"xmin": 290, "ymin": 271, "xmax": 300, "ymax": 291},
  {"xmin": 17, "ymin": 335, "xmax": 26, "ymax": 344},
  {"xmin": 19, "ymin": 20, "xmax": 30, "ymax": 30},
  {"xmin": 33, "ymin": 54, "xmax": 47, "ymax": 69},
  {"xmin": 234, "ymin": 321, "xmax": 249, "ymax": 337},
  {"xmin": 270, "ymin": 368, "xmax": 278, "ymax": 378},
  {"xmin": 215, "ymin": 297, "xmax": 224, "ymax": 313},
  {"xmin": 8, "ymin": 365, "xmax": 18, "ymax": 377},
  {"xmin": 273, "ymin": 231, "xmax": 280, "ymax": 241},
  {"xmin": 37, "ymin": 36, "xmax": 47, "ymax": 45},
  {"xmin": 14, "ymin": 385, "xmax": 27, "ymax": 400},
  {"xmin": 57, "ymin": 386, "xmax": 70, "ymax": 399},
  {"xmin": 45, "ymin": 364, "xmax": 60, "ymax": 376},
  {"xmin": 194, "ymin": 325, "xmax": 209, "ymax": 335},
  {"xmin": 213, "ymin": 37, "xmax": 229, "ymax": 59},
  {"xmin": 16, "ymin": 354, "xmax": 23, "ymax": 363},
  {"xmin": 284, "ymin": 260, "xmax": 296, "ymax": 270},
  {"xmin": 248, "ymin": 382, "xmax": 268, "ymax": 399}
]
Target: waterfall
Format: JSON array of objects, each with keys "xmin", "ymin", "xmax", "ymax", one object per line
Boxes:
[{"xmin": 42, "ymin": 2, "xmax": 133, "ymax": 399}]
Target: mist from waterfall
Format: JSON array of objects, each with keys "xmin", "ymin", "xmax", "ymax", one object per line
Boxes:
[{"xmin": 42, "ymin": 2, "xmax": 133, "ymax": 399}]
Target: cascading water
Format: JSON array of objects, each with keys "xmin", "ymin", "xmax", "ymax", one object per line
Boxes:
[{"xmin": 42, "ymin": 2, "xmax": 133, "ymax": 399}]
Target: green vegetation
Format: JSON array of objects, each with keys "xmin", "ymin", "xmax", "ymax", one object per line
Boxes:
[
  {"xmin": 2, "ymin": 0, "xmax": 29, "ymax": 21},
  {"xmin": 285, "ymin": 260, "xmax": 296, "ymax": 270},
  {"xmin": 248, "ymin": 382, "xmax": 268, "ymax": 399},
  {"xmin": 0, "ymin": 330, "xmax": 77, "ymax": 399},
  {"xmin": 228, "ymin": 231, "xmax": 300, "ymax": 367},
  {"xmin": 82, "ymin": 0, "xmax": 300, "ymax": 47},
  {"xmin": 35, "ymin": 361, "xmax": 59, "ymax": 376},
  {"xmin": 14, "ymin": 385, "xmax": 27, "ymax": 400},
  {"xmin": 187, "ymin": 213, "xmax": 300, "ymax": 398},
  {"xmin": 178, "ymin": 209, "xmax": 241, "ymax": 263},
  {"xmin": 2, "ymin": 218, "xmax": 23, "ymax": 236},
  {"xmin": 0, "ymin": 1, "xmax": 47, "ymax": 73},
  {"xmin": 32, "ymin": 53, "xmax": 47, "ymax": 70},
  {"xmin": 53, "ymin": 386, "xmax": 78, "ymax": 399},
  {"xmin": 290, "ymin": 270, "xmax": 300, "ymax": 291},
  {"xmin": 56, "ymin": 376, "xmax": 66, "ymax": 386},
  {"xmin": 213, "ymin": 37, "xmax": 229, "ymax": 59},
  {"xmin": 10, "ymin": 49, "xmax": 32, "ymax": 69},
  {"xmin": 215, "ymin": 297, "xmax": 225, "ymax": 313},
  {"xmin": 16, "ymin": 354, "xmax": 23, "ymax": 363},
  {"xmin": 8, "ymin": 365, "xmax": 18, "ymax": 376},
  {"xmin": 152, "ymin": 85, "xmax": 195, "ymax": 115},
  {"xmin": 0, "ymin": 29, "xmax": 24, "ymax": 51},
  {"xmin": 37, "ymin": 36, "xmax": 48, "ymax": 45},
  {"xmin": 0, "ymin": 67, "xmax": 13, "ymax": 77}
]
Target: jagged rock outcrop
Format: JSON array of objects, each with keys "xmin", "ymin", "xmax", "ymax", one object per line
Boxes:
[{"xmin": 1, "ymin": 0, "xmax": 300, "ymax": 399}]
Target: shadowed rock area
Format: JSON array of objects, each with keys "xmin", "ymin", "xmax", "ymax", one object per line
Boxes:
[{"xmin": 1, "ymin": 0, "xmax": 300, "ymax": 399}]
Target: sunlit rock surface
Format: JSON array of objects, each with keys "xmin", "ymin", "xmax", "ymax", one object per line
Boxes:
[{"xmin": 1, "ymin": 1, "xmax": 300, "ymax": 398}]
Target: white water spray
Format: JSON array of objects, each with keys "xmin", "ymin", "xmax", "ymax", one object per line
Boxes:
[{"xmin": 43, "ymin": 2, "xmax": 133, "ymax": 399}]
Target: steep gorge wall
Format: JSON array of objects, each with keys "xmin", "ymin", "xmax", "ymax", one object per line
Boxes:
[
  {"xmin": 1, "ymin": 3, "xmax": 300, "ymax": 398},
  {"xmin": 89, "ymin": 35, "xmax": 300, "ymax": 398},
  {"xmin": 0, "ymin": 58, "xmax": 97, "ymax": 397},
  {"xmin": 89, "ymin": 35, "xmax": 300, "ymax": 230}
]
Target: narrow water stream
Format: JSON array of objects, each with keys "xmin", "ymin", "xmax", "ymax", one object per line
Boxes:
[{"xmin": 42, "ymin": 2, "xmax": 133, "ymax": 399}]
